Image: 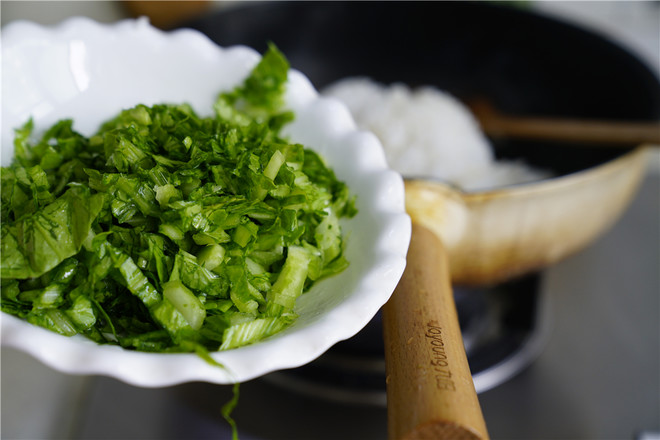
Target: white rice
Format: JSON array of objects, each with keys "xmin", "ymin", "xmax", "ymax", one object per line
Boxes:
[{"xmin": 323, "ymin": 77, "xmax": 551, "ymax": 191}]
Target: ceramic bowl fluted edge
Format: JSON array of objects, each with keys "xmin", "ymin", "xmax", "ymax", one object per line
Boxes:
[{"xmin": 0, "ymin": 17, "xmax": 411, "ymax": 386}]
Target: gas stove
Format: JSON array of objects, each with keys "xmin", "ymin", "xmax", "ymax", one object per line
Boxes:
[
  {"xmin": 4, "ymin": 174, "xmax": 656, "ymax": 440},
  {"xmin": 263, "ymin": 271, "xmax": 551, "ymax": 406},
  {"xmin": 70, "ymin": 173, "xmax": 659, "ymax": 440}
]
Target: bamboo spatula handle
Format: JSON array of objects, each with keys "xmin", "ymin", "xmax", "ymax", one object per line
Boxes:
[
  {"xmin": 383, "ymin": 223, "xmax": 489, "ymax": 440},
  {"xmin": 469, "ymin": 99, "xmax": 660, "ymax": 146}
]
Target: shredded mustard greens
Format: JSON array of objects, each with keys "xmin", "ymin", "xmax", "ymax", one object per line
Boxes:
[{"xmin": 0, "ymin": 44, "xmax": 356, "ymax": 357}]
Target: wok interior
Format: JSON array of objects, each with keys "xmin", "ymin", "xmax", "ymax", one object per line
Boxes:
[{"xmin": 186, "ymin": 1, "xmax": 660, "ymax": 179}]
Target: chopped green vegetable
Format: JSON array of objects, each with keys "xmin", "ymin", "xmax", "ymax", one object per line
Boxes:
[
  {"xmin": 0, "ymin": 45, "xmax": 356, "ymax": 355},
  {"xmin": 222, "ymin": 383, "xmax": 241, "ymax": 440}
]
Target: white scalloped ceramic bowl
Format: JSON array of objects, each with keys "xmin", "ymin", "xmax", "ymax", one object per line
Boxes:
[{"xmin": 0, "ymin": 17, "xmax": 411, "ymax": 386}]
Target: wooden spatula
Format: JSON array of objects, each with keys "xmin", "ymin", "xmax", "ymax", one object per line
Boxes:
[
  {"xmin": 383, "ymin": 223, "xmax": 489, "ymax": 440},
  {"xmin": 469, "ymin": 99, "xmax": 660, "ymax": 146}
]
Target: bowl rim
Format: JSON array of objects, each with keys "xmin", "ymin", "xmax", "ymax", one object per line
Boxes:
[{"xmin": 0, "ymin": 16, "xmax": 411, "ymax": 387}]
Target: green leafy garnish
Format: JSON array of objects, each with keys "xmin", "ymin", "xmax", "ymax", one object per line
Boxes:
[
  {"xmin": 222, "ymin": 383, "xmax": 241, "ymax": 440},
  {"xmin": 0, "ymin": 45, "xmax": 357, "ymax": 355}
]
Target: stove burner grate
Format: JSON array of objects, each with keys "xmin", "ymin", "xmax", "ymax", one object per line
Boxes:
[{"xmin": 263, "ymin": 272, "xmax": 552, "ymax": 405}]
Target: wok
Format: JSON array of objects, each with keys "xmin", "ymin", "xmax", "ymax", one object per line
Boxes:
[
  {"xmin": 186, "ymin": 1, "xmax": 657, "ymax": 285},
  {"xmin": 184, "ymin": 2, "xmax": 659, "ymax": 438}
]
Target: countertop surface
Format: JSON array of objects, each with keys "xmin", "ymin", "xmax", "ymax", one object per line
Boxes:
[{"xmin": 1, "ymin": 2, "xmax": 659, "ymax": 440}]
